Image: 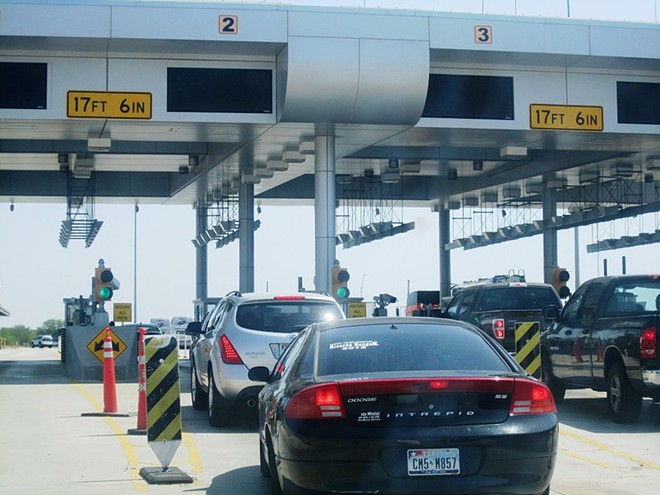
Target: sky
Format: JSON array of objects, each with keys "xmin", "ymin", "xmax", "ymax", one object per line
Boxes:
[{"xmin": 1, "ymin": 0, "xmax": 659, "ymax": 328}]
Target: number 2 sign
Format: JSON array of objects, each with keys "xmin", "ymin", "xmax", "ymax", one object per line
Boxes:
[
  {"xmin": 474, "ymin": 25, "xmax": 492, "ymax": 44},
  {"xmin": 219, "ymin": 15, "xmax": 238, "ymax": 35}
]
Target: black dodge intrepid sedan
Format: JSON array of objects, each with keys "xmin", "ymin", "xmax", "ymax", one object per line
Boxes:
[{"xmin": 248, "ymin": 317, "xmax": 558, "ymax": 495}]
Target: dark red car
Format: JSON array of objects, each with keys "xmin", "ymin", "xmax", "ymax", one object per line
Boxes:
[{"xmin": 249, "ymin": 317, "xmax": 558, "ymax": 495}]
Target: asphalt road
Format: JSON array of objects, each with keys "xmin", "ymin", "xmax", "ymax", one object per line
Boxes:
[{"xmin": 0, "ymin": 347, "xmax": 659, "ymax": 495}]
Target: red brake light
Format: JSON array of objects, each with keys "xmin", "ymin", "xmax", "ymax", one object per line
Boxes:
[
  {"xmin": 273, "ymin": 296, "xmax": 305, "ymax": 301},
  {"xmin": 285, "ymin": 383, "xmax": 346, "ymax": 420},
  {"xmin": 640, "ymin": 327, "xmax": 656, "ymax": 359},
  {"xmin": 220, "ymin": 335, "xmax": 243, "ymax": 364},
  {"xmin": 510, "ymin": 379, "xmax": 556, "ymax": 415},
  {"xmin": 493, "ymin": 319, "xmax": 505, "ymax": 339}
]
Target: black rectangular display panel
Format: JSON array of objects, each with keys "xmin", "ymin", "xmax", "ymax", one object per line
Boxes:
[
  {"xmin": 0, "ymin": 62, "xmax": 47, "ymax": 109},
  {"xmin": 423, "ymin": 74, "xmax": 514, "ymax": 120},
  {"xmin": 617, "ymin": 81, "xmax": 660, "ymax": 125},
  {"xmin": 167, "ymin": 67, "xmax": 272, "ymax": 113}
]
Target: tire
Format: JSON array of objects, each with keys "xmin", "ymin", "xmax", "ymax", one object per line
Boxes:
[
  {"xmin": 208, "ymin": 371, "xmax": 231, "ymax": 427},
  {"xmin": 190, "ymin": 359, "xmax": 208, "ymax": 410},
  {"xmin": 259, "ymin": 439, "xmax": 270, "ymax": 477},
  {"xmin": 541, "ymin": 353, "xmax": 566, "ymax": 404},
  {"xmin": 607, "ymin": 362, "xmax": 642, "ymax": 423},
  {"xmin": 267, "ymin": 434, "xmax": 283, "ymax": 495}
]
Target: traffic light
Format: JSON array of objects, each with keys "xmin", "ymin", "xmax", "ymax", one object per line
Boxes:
[
  {"xmin": 332, "ymin": 267, "xmax": 350, "ymax": 301},
  {"xmin": 551, "ymin": 267, "xmax": 571, "ymax": 299},
  {"xmin": 94, "ymin": 267, "xmax": 115, "ymax": 302}
]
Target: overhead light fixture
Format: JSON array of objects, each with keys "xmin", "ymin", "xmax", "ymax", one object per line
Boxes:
[
  {"xmin": 473, "ymin": 160, "xmax": 483, "ymax": 171},
  {"xmin": 525, "ymin": 182, "xmax": 544, "ymax": 195},
  {"xmin": 463, "ymin": 196, "xmax": 479, "ymax": 207},
  {"xmin": 380, "ymin": 170, "xmax": 400, "ymax": 184},
  {"xmin": 482, "ymin": 192, "xmax": 498, "ymax": 203},
  {"xmin": 447, "ymin": 200, "xmax": 461, "ymax": 210},
  {"xmin": 73, "ymin": 157, "xmax": 93, "ymax": 179},
  {"xmin": 447, "ymin": 168, "xmax": 458, "ymax": 180},
  {"xmin": 282, "ymin": 151, "xmax": 305, "ymax": 163},
  {"xmin": 400, "ymin": 160, "xmax": 421, "ymax": 174},
  {"xmin": 610, "ymin": 162, "xmax": 635, "ymax": 178},
  {"xmin": 500, "ymin": 146, "xmax": 527, "ymax": 159},
  {"xmin": 502, "ymin": 185, "xmax": 521, "ymax": 198},
  {"xmin": 58, "ymin": 153, "xmax": 69, "ymax": 172},
  {"xmin": 241, "ymin": 174, "xmax": 261, "ymax": 184},
  {"xmin": 87, "ymin": 137, "xmax": 111, "ymax": 152},
  {"xmin": 299, "ymin": 139, "xmax": 315, "ymax": 155},
  {"xmin": 254, "ymin": 165, "xmax": 274, "ymax": 178},
  {"xmin": 646, "ymin": 156, "xmax": 660, "ymax": 170},
  {"xmin": 178, "ymin": 164, "xmax": 189, "ymax": 174},
  {"xmin": 188, "ymin": 155, "xmax": 199, "ymax": 168},
  {"xmin": 266, "ymin": 160, "xmax": 289, "ymax": 171}
]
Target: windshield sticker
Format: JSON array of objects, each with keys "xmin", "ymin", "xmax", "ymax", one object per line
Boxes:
[{"xmin": 329, "ymin": 340, "xmax": 379, "ymax": 351}]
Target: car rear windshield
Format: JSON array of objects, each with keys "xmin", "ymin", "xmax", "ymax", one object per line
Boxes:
[
  {"xmin": 476, "ymin": 286, "xmax": 559, "ymax": 311},
  {"xmin": 236, "ymin": 301, "xmax": 343, "ymax": 333},
  {"xmin": 316, "ymin": 323, "xmax": 509, "ymax": 376}
]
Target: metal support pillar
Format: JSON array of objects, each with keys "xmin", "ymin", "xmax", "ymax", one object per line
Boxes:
[
  {"xmin": 239, "ymin": 181, "xmax": 255, "ymax": 293},
  {"xmin": 542, "ymin": 181, "xmax": 558, "ymax": 284},
  {"xmin": 438, "ymin": 204, "xmax": 452, "ymax": 301},
  {"xmin": 314, "ymin": 125, "xmax": 336, "ymax": 295},
  {"xmin": 195, "ymin": 204, "xmax": 208, "ymax": 321}
]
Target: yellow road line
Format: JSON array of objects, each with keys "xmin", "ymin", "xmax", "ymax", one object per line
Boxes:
[
  {"xmin": 73, "ymin": 382, "xmax": 204, "ymax": 488},
  {"xmin": 560, "ymin": 425, "xmax": 660, "ymax": 471}
]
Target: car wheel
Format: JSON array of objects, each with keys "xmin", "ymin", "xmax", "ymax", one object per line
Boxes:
[
  {"xmin": 541, "ymin": 352, "xmax": 565, "ymax": 403},
  {"xmin": 259, "ymin": 439, "xmax": 270, "ymax": 477},
  {"xmin": 208, "ymin": 371, "xmax": 231, "ymax": 427},
  {"xmin": 267, "ymin": 434, "xmax": 283, "ymax": 495},
  {"xmin": 607, "ymin": 361, "xmax": 642, "ymax": 423},
  {"xmin": 190, "ymin": 359, "xmax": 208, "ymax": 410}
]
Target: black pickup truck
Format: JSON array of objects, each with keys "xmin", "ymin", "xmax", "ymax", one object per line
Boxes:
[
  {"xmin": 541, "ymin": 274, "xmax": 660, "ymax": 423},
  {"xmin": 443, "ymin": 281, "xmax": 562, "ymax": 354}
]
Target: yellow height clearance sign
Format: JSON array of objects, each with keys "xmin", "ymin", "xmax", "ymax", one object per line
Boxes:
[
  {"xmin": 530, "ymin": 104, "xmax": 603, "ymax": 131},
  {"xmin": 67, "ymin": 91, "xmax": 152, "ymax": 119}
]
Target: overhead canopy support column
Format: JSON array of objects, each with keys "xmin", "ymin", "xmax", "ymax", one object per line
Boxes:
[
  {"xmin": 438, "ymin": 204, "xmax": 452, "ymax": 300},
  {"xmin": 314, "ymin": 125, "xmax": 336, "ymax": 295},
  {"xmin": 195, "ymin": 204, "xmax": 208, "ymax": 321},
  {"xmin": 542, "ymin": 179, "xmax": 558, "ymax": 284},
  {"xmin": 239, "ymin": 180, "xmax": 255, "ymax": 293}
]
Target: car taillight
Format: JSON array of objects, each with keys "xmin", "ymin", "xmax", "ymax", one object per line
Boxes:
[
  {"xmin": 285, "ymin": 383, "xmax": 346, "ymax": 420},
  {"xmin": 493, "ymin": 319, "xmax": 505, "ymax": 339},
  {"xmin": 640, "ymin": 327, "xmax": 657, "ymax": 359},
  {"xmin": 510, "ymin": 379, "xmax": 556, "ymax": 415},
  {"xmin": 220, "ymin": 335, "xmax": 243, "ymax": 364}
]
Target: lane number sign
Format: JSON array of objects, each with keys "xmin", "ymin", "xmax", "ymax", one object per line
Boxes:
[
  {"xmin": 67, "ymin": 91, "xmax": 152, "ymax": 119},
  {"xmin": 219, "ymin": 15, "xmax": 238, "ymax": 34},
  {"xmin": 530, "ymin": 104, "xmax": 603, "ymax": 131},
  {"xmin": 475, "ymin": 25, "xmax": 492, "ymax": 44}
]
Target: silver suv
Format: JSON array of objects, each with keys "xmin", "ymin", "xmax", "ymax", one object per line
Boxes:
[{"xmin": 186, "ymin": 291, "xmax": 344, "ymax": 426}]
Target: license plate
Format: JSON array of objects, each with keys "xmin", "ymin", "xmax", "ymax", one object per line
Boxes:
[{"xmin": 407, "ymin": 448, "xmax": 460, "ymax": 476}]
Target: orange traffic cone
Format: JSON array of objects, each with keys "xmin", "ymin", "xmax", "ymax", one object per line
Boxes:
[
  {"xmin": 128, "ymin": 327, "xmax": 148, "ymax": 435},
  {"xmin": 103, "ymin": 327, "xmax": 118, "ymax": 413}
]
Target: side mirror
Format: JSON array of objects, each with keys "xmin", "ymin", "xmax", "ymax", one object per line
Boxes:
[
  {"xmin": 185, "ymin": 321, "xmax": 202, "ymax": 335},
  {"xmin": 248, "ymin": 366, "xmax": 271, "ymax": 383},
  {"xmin": 542, "ymin": 305, "xmax": 561, "ymax": 320}
]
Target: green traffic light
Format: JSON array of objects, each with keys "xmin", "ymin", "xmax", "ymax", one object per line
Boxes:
[
  {"xmin": 336, "ymin": 286, "xmax": 350, "ymax": 299},
  {"xmin": 98, "ymin": 286, "xmax": 113, "ymax": 300}
]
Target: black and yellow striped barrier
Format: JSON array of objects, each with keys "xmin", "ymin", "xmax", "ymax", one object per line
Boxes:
[
  {"xmin": 139, "ymin": 335, "xmax": 191, "ymax": 483},
  {"xmin": 514, "ymin": 322, "xmax": 541, "ymax": 379}
]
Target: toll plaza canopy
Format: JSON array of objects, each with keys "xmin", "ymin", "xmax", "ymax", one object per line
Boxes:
[{"xmin": 1, "ymin": 0, "xmax": 659, "ymax": 297}]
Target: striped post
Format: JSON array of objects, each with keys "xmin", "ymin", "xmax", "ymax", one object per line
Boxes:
[
  {"xmin": 515, "ymin": 321, "xmax": 542, "ymax": 379},
  {"xmin": 102, "ymin": 327, "xmax": 118, "ymax": 413},
  {"xmin": 145, "ymin": 335, "xmax": 182, "ymax": 470}
]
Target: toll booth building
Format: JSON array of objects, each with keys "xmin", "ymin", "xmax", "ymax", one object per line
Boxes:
[{"xmin": 1, "ymin": 1, "xmax": 660, "ymax": 305}]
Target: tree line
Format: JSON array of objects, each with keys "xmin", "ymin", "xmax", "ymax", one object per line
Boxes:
[{"xmin": 0, "ymin": 319, "xmax": 65, "ymax": 347}]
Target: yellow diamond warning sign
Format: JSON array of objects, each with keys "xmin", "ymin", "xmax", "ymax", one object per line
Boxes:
[{"xmin": 87, "ymin": 328, "xmax": 128, "ymax": 363}]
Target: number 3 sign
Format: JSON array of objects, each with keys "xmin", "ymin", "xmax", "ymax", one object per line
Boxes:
[{"xmin": 474, "ymin": 25, "xmax": 492, "ymax": 44}]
